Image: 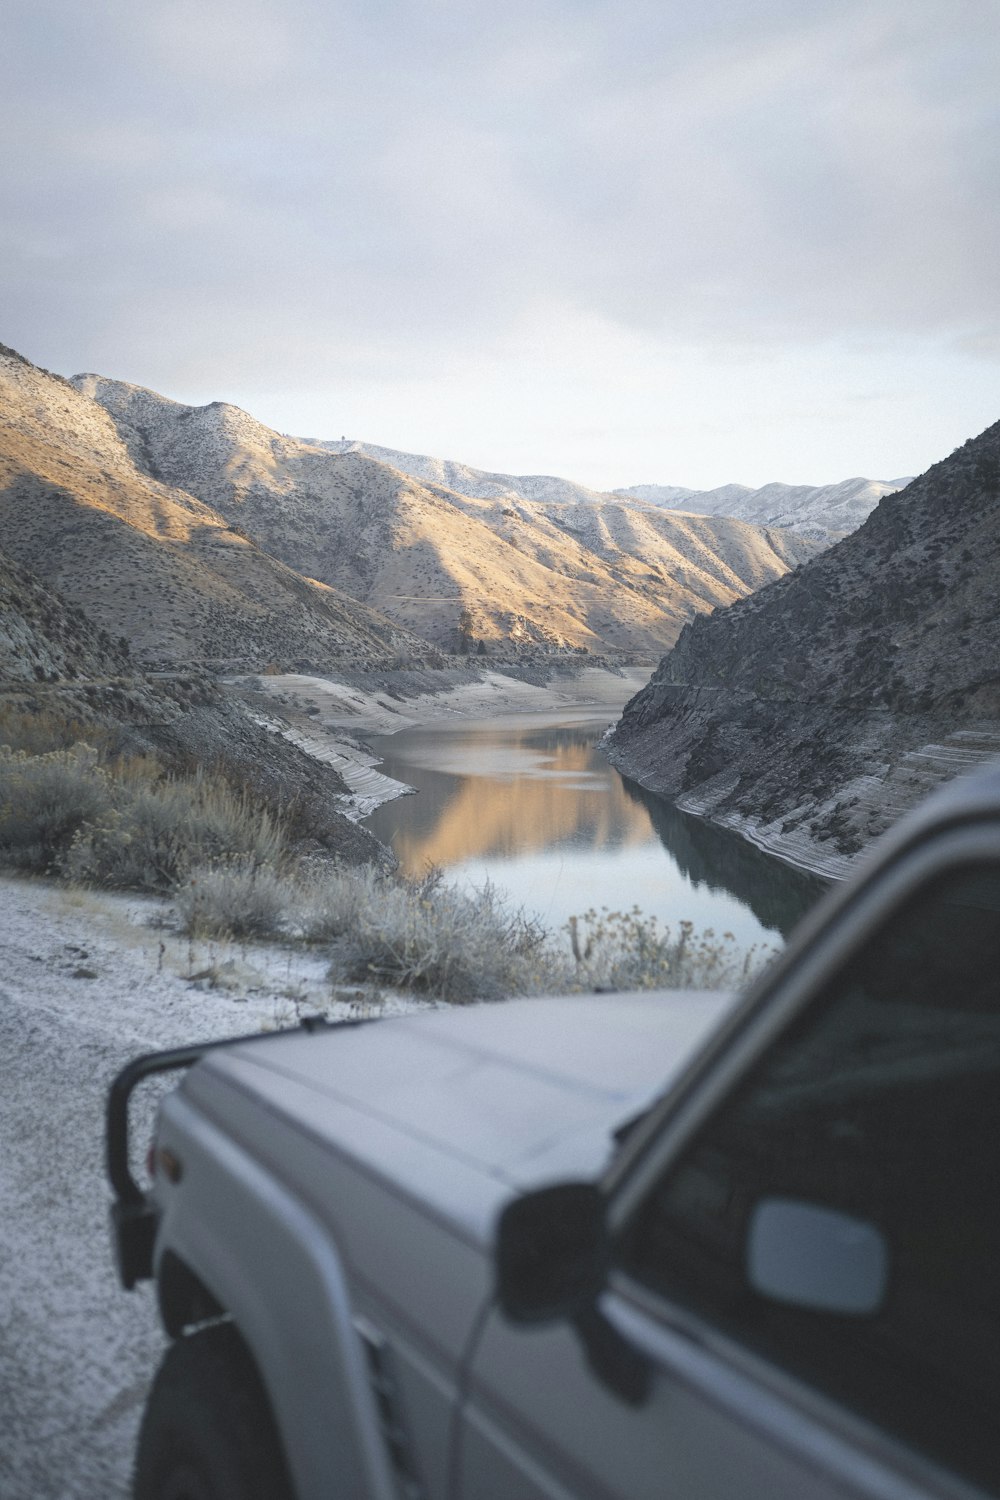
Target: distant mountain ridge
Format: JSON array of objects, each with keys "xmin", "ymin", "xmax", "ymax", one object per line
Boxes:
[
  {"xmin": 73, "ymin": 373, "xmax": 822, "ymax": 657},
  {"xmin": 607, "ymin": 420, "xmax": 1000, "ymax": 875},
  {"xmin": 0, "ymin": 337, "xmax": 903, "ymax": 684},
  {"xmin": 308, "ymin": 437, "xmax": 907, "ymax": 539},
  {"xmin": 615, "ymin": 475, "xmax": 912, "ymax": 538},
  {"xmin": 303, "ymin": 437, "xmax": 614, "ymax": 507}
]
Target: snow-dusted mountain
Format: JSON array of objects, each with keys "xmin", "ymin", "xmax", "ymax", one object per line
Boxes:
[
  {"xmin": 72, "ymin": 376, "xmax": 822, "ymax": 657},
  {"xmin": 310, "ymin": 439, "xmax": 907, "ymax": 541},
  {"xmin": 300, "ymin": 438, "xmax": 615, "ymax": 507},
  {"xmin": 0, "ymin": 345, "xmax": 423, "ymax": 669},
  {"xmin": 615, "ymin": 476, "xmax": 912, "ymax": 539}
]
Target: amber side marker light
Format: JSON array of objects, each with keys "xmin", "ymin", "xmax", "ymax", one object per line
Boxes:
[{"xmin": 148, "ymin": 1146, "xmax": 183, "ymax": 1184}]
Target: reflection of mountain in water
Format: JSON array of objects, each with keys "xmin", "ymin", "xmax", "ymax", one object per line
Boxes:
[
  {"xmin": 367, "ymin": 725, "xmax": 653, "ymax": 875},
  {"xmin": 621, "ymin": 778, "xmax": 826, "ymax": 937}
]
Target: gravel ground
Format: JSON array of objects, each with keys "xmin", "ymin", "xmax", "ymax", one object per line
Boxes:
[{"xmin": 0, "ymin": 875, "xmax": 418, "ymax": 1499}]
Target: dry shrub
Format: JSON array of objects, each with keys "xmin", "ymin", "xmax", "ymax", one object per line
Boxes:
[
  {"xmin": 171, "ymin": 859, "xmax": 558, "ymax": 1002},
  {"xmin": 296, "ymin": 863, "xmax": 389, "ymax": 943},
  {"xmin": 0, "ymin": 745, "xmax": 113, "ymax": 871},
  {"xmin": 0, "ymin": 702, "xmax": 127, "ymax": 759},
  {"xmin": 171, "ymin": 859, "xmax": 556, "ymax": 1003},
  {"xmin": 175, "ymin": 858, "xmax": 293, "ymax": 939},
  {"xmin": 324, "ymin": 870, "xmax": 555, "ymax": 1003},
  {"xmin": 64, "ymin": 770, "xmax": 289, "ymax": 893},
  {"xmin": 565, "ymin": 907, "xmax": 774, "ymax": 991}
]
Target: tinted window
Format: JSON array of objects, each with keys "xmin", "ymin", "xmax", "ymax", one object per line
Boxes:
[{"xmin": 620, "ymin": 865, "xmax": 1000, "ymax": 1493}]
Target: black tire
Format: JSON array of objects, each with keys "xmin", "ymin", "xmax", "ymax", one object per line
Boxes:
[{"xmin": 134, "ymin": 1322, "xmax": 295, "ymax": 1500}]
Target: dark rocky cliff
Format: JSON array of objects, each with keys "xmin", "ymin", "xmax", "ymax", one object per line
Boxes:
[{"xmin": 607, "ymin": 419, "xmax": 1000, "ymax": 876}]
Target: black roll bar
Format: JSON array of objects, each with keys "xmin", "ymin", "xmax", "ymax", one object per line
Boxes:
[
  {"xmin": 106, "ymin": 1014, "xmax": 362, "ymax": 1207},
  {"xmin": 106, "ymin": 1015, "xmax": 371, "ymax": 1289}
]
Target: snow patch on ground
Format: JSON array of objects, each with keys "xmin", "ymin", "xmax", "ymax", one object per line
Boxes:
[{"xmin": 0, "ymin": 875, "xmax": 426, "ymax": 1500}]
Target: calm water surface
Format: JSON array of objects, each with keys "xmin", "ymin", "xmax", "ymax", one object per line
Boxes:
[{"xmin": 364, "ymin": 707, "xmax": 825, "ymax": 953}]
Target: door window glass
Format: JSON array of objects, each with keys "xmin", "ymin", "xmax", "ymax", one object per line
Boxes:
[{"xmin": 619, "ymin": 865, "xmax": 1000, "ymax": 1493}]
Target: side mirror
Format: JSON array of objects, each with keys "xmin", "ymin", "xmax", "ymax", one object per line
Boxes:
[
  {"xmin": 747, "ymin": 1197, "xmax": 889, "ymax": 1316},
  {"xmin": 496, "ymin": 1183, "xmax": 608, "ymax": 1324},
  {"xmin": 495, "ymin": 1181, "xmax": 651, "ymax": 1406}
]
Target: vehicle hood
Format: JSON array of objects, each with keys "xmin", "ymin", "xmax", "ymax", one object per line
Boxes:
[{"xmin": 193, "ymin": 990, "xmax": 734, "ymax": 1242}]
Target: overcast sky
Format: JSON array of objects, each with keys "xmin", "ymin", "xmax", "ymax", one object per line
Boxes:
[{"xmin": 3, "ymin": 0, "xmax": 998, "ymax": 489}]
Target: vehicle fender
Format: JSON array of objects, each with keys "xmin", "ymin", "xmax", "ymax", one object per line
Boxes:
[{"xmin": 152, "ymin": 1089, "xmax": 398, "ymax": 1500}]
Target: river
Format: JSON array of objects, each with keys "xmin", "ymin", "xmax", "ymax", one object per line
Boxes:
[{"xmin": 363, "ymin": 703, "xmax": 826, "ymax": 956}]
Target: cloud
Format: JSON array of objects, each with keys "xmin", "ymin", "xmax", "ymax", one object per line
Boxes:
[{"xmin": 1, "ymin": 0, "xmax": 997, "ymax": 481}]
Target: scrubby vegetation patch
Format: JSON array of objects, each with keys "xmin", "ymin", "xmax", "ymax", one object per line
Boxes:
[{"xmin": 0, "ymin": 707, "xmax": 774, "ymax": 1001}]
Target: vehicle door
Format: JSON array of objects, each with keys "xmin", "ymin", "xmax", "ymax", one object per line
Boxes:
[{"xmin": 456, "ymin": 828, "xmax": 1000, "ymax": 1500}]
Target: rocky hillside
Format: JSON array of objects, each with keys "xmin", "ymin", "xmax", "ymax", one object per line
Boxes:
[
  {"xmin": 607, "ymin": 421, "xmax": 1000, "ymax": 876},
  {"xmin": 0, "ymin": 345, "xmax": 424, "ymax": 671},
  {"xmin": 75, "ymin": 374, "xmax": 821, "ymax": 656},
  {"xmin": 0, "ymin": 547, "xmax": 131, "ymax": 685},
  {"xmin": 0, "ymin": 543, "xmax": 386, "ymax": 865},
  {"xmin": 615, "ymin": 475, "xmax": 911, "ymax": 539}
]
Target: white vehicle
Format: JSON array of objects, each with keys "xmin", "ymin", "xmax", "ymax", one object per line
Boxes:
[{"xmin": 109, "ymin": 769, "xmax": 1000, "ymax": 1500}]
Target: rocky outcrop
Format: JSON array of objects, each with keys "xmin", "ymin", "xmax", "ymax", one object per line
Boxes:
[{"xmin": 607, "ymin": 420, "xmax": 1000, "ymax": 877}]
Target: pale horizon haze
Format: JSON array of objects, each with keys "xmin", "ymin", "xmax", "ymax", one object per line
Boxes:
[{"xmin": 3, "ymin": 0, "xmax": 999, "ymax": 491}]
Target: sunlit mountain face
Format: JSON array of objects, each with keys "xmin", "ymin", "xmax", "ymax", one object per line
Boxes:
[
  {"xmin": 0, "ymin": 345, "xmax": 426, "ymax": 670},
  {"xmin": 72, "ymin": 369, "xmax": 824, "ymax": 658}
]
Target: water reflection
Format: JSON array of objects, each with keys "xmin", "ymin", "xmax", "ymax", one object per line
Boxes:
[
  {"xmin": 364, "ymin": 715, "xmax": 824, "ymax": 948},
  {"xmin": 620, "ymin": 779, "xmax": 827, "ymax": 938},
  {"xmin": 366, "ymin": 720, "xmax": 653, "ymax": 870}
]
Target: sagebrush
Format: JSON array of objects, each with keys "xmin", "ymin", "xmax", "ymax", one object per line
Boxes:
[
  {"xmin": 65, "ymin": 773, "xmax": 288, "ymax": 892},
  {"xmin": 0, "ymin": 718, "xmax": 773, "ymax": 1002},
  {"xmin": 176, "ymin": 862, "xmax": 556, "ymax": 1003},
  {"xmin": 0, "ymin": 737, "xmax": 287, "ymax": 891},
  {"xmin": 0, "ymin": 745, "xmax": 111, "ymax": 872},
  {"xmin": 566, "ymin": 907, "xmax": 772, "ymax": 991}
]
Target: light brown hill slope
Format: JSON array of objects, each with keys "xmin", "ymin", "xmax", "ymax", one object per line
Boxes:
[
  {"xmin": 0, "ymin": 346, "xmax": 425, "ymax": 670},
  {"xmin": 75, "ymin": 374, "xmax": 821, "ymax": 655}
]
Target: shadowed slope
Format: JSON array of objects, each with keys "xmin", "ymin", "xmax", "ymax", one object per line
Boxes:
[{"xmin": 608, "ymin": 420, "xmax": 1000, "ymax": 874}]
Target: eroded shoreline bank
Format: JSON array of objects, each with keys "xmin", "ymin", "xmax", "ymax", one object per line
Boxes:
[{"xmin": 233, "ymin": 664, "xmax": 654, "ymax": 821}]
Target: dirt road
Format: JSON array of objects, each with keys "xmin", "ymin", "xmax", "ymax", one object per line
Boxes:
[{"xmin": 0, "ymin": 877, "xmax": 396, "ymax": 1499}]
